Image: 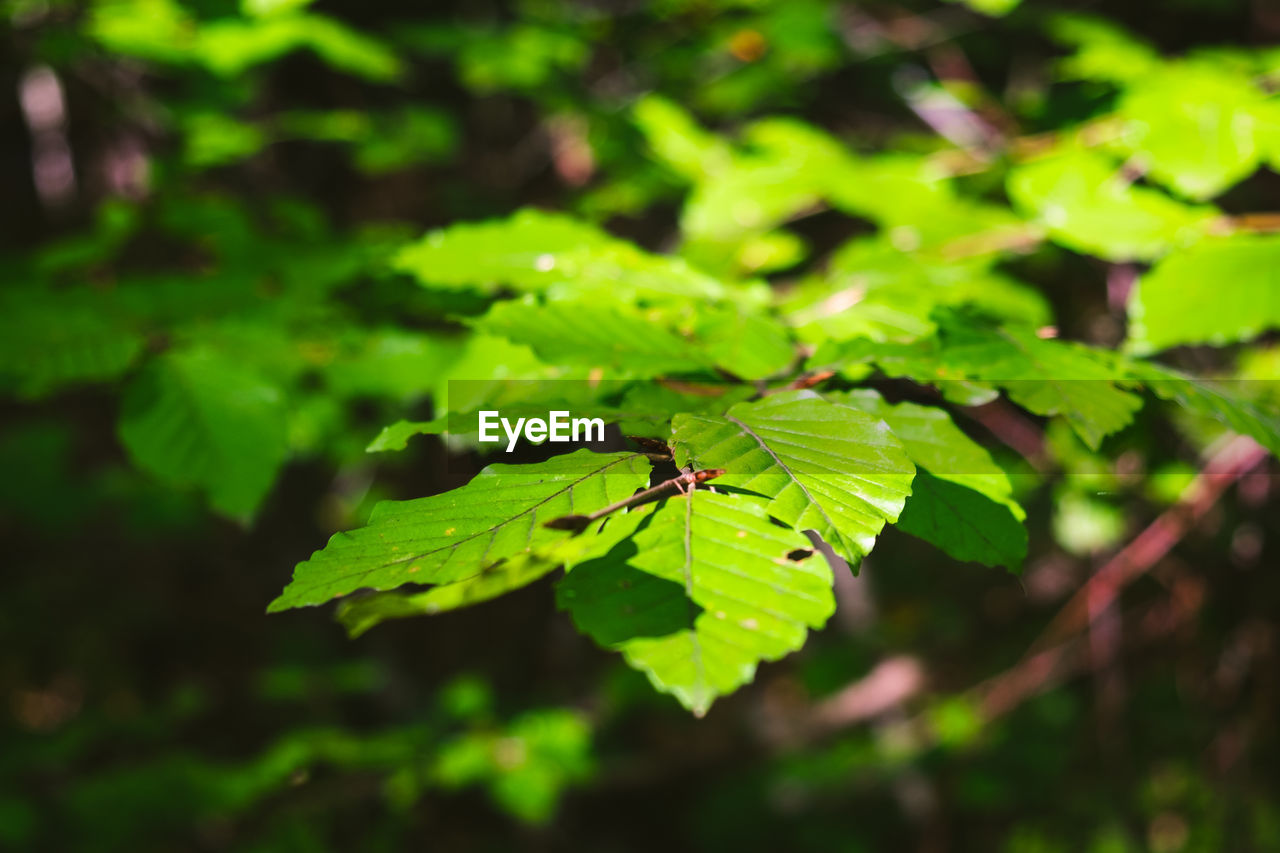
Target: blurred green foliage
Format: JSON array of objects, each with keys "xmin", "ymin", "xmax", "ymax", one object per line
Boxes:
[{"xmin": 2, "ymin": 0, "xmax": 1279, "ymax": 849}]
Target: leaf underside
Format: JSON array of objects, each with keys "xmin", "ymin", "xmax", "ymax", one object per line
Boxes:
[
  {"xmin": 895, "ymin": 471, "xmax": 1028, "ymax": 570},
  {"xmin": 558, "ymin": 489, "xmax": 833, "ymax": 716}
]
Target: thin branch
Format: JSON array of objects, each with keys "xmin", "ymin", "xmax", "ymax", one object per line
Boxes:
[
  {"xmin": 1027, "ymin": 434, "xmax": 1267, "ymax": 655},
  {"xmin": 544, "ymin": 468, "xmax": 725, "ymax": 532},
  {"xmin": 961, "ymin": 398, "xmax": 1049, "ymax": 471},
  {"xmin": 979, "ymin": 574, "xmax": 1205, "ymax": 720}
]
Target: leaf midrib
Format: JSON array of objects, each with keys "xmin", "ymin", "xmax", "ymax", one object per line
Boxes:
[
  {"xmin": 284, "ymin": 453, "xmax": 643, "ymax": 603},
  {"xmin": 681, "ymin": 492, "xmax": 708, "ymax": 710},
  {"xmin": 724, "ymin": 413, "xmax": 842, "ymax": 540}
]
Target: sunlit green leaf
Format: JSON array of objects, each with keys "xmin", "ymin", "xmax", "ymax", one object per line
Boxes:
[
  {"xmin": 827, "ymin": 389, "xmax": 1021, "ymax": 516},
  {"xmin": 476, "ymin": 299, "xmax": 715, "ymax": 376},
  {"xmin": 194, "ymin": 13, "xmax": 402, "ymax": 81},
  {"xmin": 394, "ymin": 209, "xmax": 730, "ymax": 302},
  {"xmin": 1127, "ymin": 234, "xmax": 1280, "ymax": 353},
  {"xmin": 694, "ymin": 307, "xmax": 796, "ymax": 380},
  {"xmin": 672, "ymin": 391, "xmax": 916, "ymax": 563},
  {"xmin": 813, "ymin": 318, "xmax": 1143, "ymax": 448},
  {"xmin": 1049, "ymin": 14, "xmax": 1161, "ymax": 84},
  {"xmin": 269, "ymin": 450, "xmax": 651, "ymax": 611},
  {"xmin": 785, "ymin": 238, "xmax": 1052, "ymax": 344},
  {"xmin": 827, "ymin": 390, "xmax": 1024, "ymax": 568},
  {"xmin": 633, "ymin": 95, "xmax": 733, "ymax": 181},
  {"xmin": 1008, "ymin": 144, "xmax": 1216, "ymax": 261},
  {"xmin": 365, "ymin": 417, "xmax": 446, "ymax": 453},
  {"xmin": 1111, "ymin": 62, "xmax": 1267, "ymax": 200}
]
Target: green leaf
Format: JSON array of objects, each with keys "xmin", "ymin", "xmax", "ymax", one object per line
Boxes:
[
  {"xmin": 827, "ymin": 240, "xmax": 1051, "ymax": 329},
  {"xmin": 90, "ymin": 0, "xmax": 402, "ymax": 80},
  {"xmin": 194, "ymin": 13, "xmax": 402, "ymax": 81},
  {"xmin": 807, "ymin": 337, "xmax": 998, "ymax": 406},
  {"xmin": 679, "ymin": 121, "xmax": 839, "ymax": 242},
  {"xmin": 365, "ymin": 417, "xmax": 447, "ymax": 453},
  {"xmin": 433, "ymin": 708, "xmax": 592, "ymax": 825},
  {"xmin": 672, "ymin": 391, "xmax": 916, "ymax": 563},
  {"xmin": 613, "ymin": 382, "xmax": 757, "ymax": 439},
  {"xmin": 828, "ymin": 155, "xmax": 1026, "ymax": 254},
  {"xmin": 432, "ymin": 334, "xmax": 555, "ymax": 410},
  {"xmin": 268, "ymin": 450, "xmax": 651, "ymax": 612},
  {"xmin": 693, "ymin": 307, "xmax": 796, "ymax": 380},
  {"xmin": 1053, "ymin": 490, "xmax": 1126, "ymax": 556},
  {"xmin": 325, "ymin": 329, "xmax": 464, "ymax": 400},
  {"xmin": 1126, "ymin": 362, "xmax": 1280, "ymax": 456},
  {"xmin": 453, "ymin": 24, "xmax": 589, "ymax": 94},
  {"xmin": 1258, "ymin": 100, "xmax": 1280, "ymax": 175},
  {"xmin": 337, "ymin": 483, "xmax": 655, "ymax": 636},
  {"xmin": 350, "ymin": 107, "xmax": 458, "ymax": 173},
  {"xmin": 1007, "ymin": 144, "xmax": 1216, "ymax": 261},
  {"xmin": 117, "ymin": 347, "xmax": 289, "ymax": 519},
  {"xmin": 1127, "ymin": 234, "xmax": 1280, "ymax": 353},
  {"xmin": 476, "ymin": 299, "xmax": 715, "ymax": 376},
  {"xmin": 0, "ymin": 291, "xmax": 144, "ymax": 398},
  {"xmin": 632, "ymin": 95, "xmax": 732, "ymax": 181},
  {"xmin": 243, "ymin": 0, "xmax": 316, "ymax": 17},
  {"xmin": 393, "ymin": 210, "xmax": 729, "ymax": 302},
  {"xmin": 337, "ymin": 558, "xmax": 560, "ymax": 637},
  {"xmin": 87, "ymin": 0, "xmax": 195, "ymax": 63},
  {"xmin": 940, "ymin": 326, "xmax": 1144, "ymax": 449},
  {"xmin": 947, "ymin": 0, "xmax": 1021, "ymax": 16},
  {"xmin": 1111, "ymin": 63, "xmax": 1267, "ymax": 200},
  {"xmin": 183, "ymin": 113, "xmax": 268, "ymax": 168},
  {"xmin": 826, "ymin": 389, "xmax": 1022, "ymax": 517},
  {"xmin": 819, "ymin": 320, "xmax": 1143, "ymax": 449},
  {"xmin": 894, "ymin": 471, "xmax": 1028, "ymax": 570},
  {"xmin": 1049, "ymin": 14, "xmax": 1160, "ymax": 85},
  {"xmin": 826, "ymin": 390, "xmax": 1024, "ymax": 569},
  {"xmin": 557, "ymin": 490, "xmax": 832, "ymax": 715},
  {"xmin": 392, "ymin": 210, "xmax": 612, "ymax": 290},
  {"xmin": 785, "ymin": 238, "xmax": 1051, "ymax": 344},
  {"xmin": 730, "ymin": 229, "xmax": 808, "ymax": 275}
]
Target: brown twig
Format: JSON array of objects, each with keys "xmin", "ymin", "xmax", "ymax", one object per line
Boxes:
[
  {"xmin": 1214, "ymin": 213, "xmax": 1280, "ymax": 235},
  {"xmin": 788, "ymin": 574, "xmax": 1205, "ymax": 743},
  {"xmin": 961, "ymin": 397, "xmax": 1049, "ymax": 471},
  {"xmin": 543, "ymin": 468, "xmax": 725, "ymax": 532},
  {"xmin": 1027, "ymin": 434, "xmax": 1267, "ymax": 655},
  {"xmin": 979, "ymin": 573, "xmax": 1205, "ymax": 720},
  {"xmin": 787, "ymin": 370, "xmax": 836, "ymax": 391}
]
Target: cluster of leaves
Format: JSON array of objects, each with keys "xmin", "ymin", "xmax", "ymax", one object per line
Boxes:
[
  {"xmin": 7, "ymin": 1, "xmax": 1278, "ymax": 715},
  {"xmin": 269, "ymin": 24, "xmax": 1280, "ymax": 712},
  {"xmin": 4, "ymin": 0, "xmax": 1280, "ymax": 845}
]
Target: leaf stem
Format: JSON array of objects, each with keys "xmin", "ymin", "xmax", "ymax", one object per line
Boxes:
[{"xmin": 544, "ymin": 468, "xmax": 726, "ymax": 532}]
